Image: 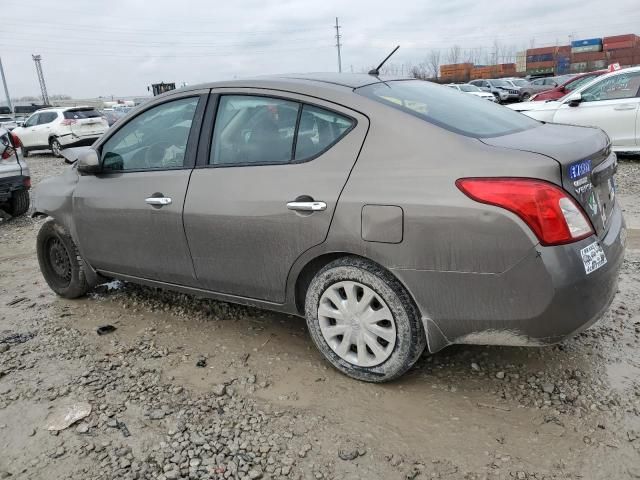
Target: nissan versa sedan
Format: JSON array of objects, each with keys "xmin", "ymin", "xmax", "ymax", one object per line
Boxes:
[{"xmin": 33, "ymin": 74, "xmax": 625, "ymax": 382}]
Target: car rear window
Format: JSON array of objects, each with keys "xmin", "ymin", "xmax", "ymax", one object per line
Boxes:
[
  {"xmin": 63, "ymin": 109, "xmax": 101, "ymax": 119},
  {"xmin": 357, "ymin": 80, "xmax": 540, "ymax": 138}
]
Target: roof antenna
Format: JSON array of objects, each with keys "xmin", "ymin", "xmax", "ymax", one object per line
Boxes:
[{"xmin": 368, "ymin": 45, "xmax": 400, "ymax": 76}]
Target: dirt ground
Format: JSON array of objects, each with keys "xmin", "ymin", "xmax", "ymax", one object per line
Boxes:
[{"xmin": 1, "ymin": 154, "xmax": 639, "ymax": 480}]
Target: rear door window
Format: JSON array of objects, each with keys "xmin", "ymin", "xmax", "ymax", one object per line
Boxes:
[
  {"xmin": 210, "ymin": 95, "xmax": 299, "ymax": 166},
  {"xmin": 38, "ymin": 112, "xmax": 57, "ymax": 124},
  {"xmin": 294, "ymin": 105, "xmax": 353, "ymax": 161}
]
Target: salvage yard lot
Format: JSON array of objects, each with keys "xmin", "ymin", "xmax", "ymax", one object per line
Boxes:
[{"xmin": 1, "ymin": 154, "xmax": 640, "ymax": 479}]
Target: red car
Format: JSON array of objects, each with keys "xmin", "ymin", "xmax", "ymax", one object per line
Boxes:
[{"xmin": 532, "ymin": 70, "xmax": 607, "ymax": 101}]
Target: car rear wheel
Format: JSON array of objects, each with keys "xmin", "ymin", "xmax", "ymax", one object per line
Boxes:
[
  {"xmin": 521, "ymin": 92, "xmax": 531, "ymax": 101},
  {"xmin": 7, "ymin": 189, "xmax": 29, "ymax": 217},
  {"xmin": 305, "ymin": 257, "xmax": 427, "ymax": 382},
  {"xmin": 37, "ymin": 219, "xmax": 90, "ymax": 298},
  {"xmin": 50, "ymin": 138, "xmax": 62, "ymax": 158}
]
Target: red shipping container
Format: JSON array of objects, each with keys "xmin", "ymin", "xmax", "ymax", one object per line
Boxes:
[
  {"xmin": 604, "ymin": 41, "xmax": 637, "ymax": 51},
  {"xmin": 572, "ymin": 51, "xmax": 607, "ymax": 62},
  {"xmin": 526, "ymin": 46, "xmax": 556, "ymax": 56},
  {"xmin": 557, "ymin": 45, "xmax": 572, "ymax": 54},
  {"xmin": 608, "ymin": 47, "xmax": 640, "ymax": 61},
  {"xmin": 603, "ymin": 34, "xmax": 639, "ymax": 44},
  {"xmin": 526, "ymin": 60, "xmax": 555, "ymax": 68}
]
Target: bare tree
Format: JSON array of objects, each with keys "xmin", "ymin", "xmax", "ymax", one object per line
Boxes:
[
  {"xmin": 446, "ymin": 45, "xmax": 462, "ymax": 65},
  {"xmin": 426, "ymin": 49, "xmax": 442, "ymax": 79},
  {"xmin": 409, "ymin": 63, "xmax": 429, "ymax": 80}
]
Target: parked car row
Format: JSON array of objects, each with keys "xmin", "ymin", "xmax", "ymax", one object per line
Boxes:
[{"xmin": 509, "ymin": 65, "xmax": 640, "ymax": 153}]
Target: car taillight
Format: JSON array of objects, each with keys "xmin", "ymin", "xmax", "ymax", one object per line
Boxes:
[
  {"xmin": 1, "ymin": 147, "xmax": 14, "ymax": 160},
  {"xmin": 10, "ymin": 132, "xmax": 22, "ymax": 148},
  {"xmin": 456, "ymin": 178, "xmax": 594, "ymax": 246},
  {"xmin": 61, "ymin": 119, "xmax": 77, "ymax": 126},
  {"xmin": 23, "ymin": 177, "xmax": 31, "ymax": 188}
]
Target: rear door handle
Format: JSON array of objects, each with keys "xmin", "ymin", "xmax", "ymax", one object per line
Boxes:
[
  {"xmin": 145, "ymin": 197, "xmax": 172, "ymax": 206},
  {"xmin": 286, "ymin": 201, "xmax": 327, "ymax": 212},
  {"xmin": 613, "ymin": 104, "xmax": 637, "ymax": 111}
]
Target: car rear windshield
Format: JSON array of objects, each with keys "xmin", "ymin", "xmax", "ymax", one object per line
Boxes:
[
  {"xmin": 63, "ymin": 109, "xmax": 102, "ymax": 119},
  {"xmin": 357, "ymin": 80, "xmax": 539, "ymax": 138}
]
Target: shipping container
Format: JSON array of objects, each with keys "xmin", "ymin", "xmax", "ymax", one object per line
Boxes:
[
  {"xmin": 527, "ymin": 67, "xmax": 554, "ymax": 75},
  {"xmin": 603, "ymin": 34, "xmax": 639, "ymax": 44},
  {"xmin": 571, "ymin": 38, "xmax": 602, "ymax": 48},
  {"xmin": 572, "ymin": 45, "xmax": 603, "ymax": 54},
  {"xmin": 556, "ymin": 64, "xmax": 570, "ymax": 74},
  {"xmin": 572, "ymin": 51, "xmax": 607, "ymax": 62},
  {"xmin": 516, "ymin": 51, "xmax": 526, "ymax": 73},
  {"xmin": 526, "ymin": 46, "xmax": 557, "ymax": 56},
  {"xmin": 608, "ymin": 47, "xmax": 640, "ymax": 61},
  {"xmin": 588, "ymin": 60, "xmax": 607, "ymax": 69},
  {"xmin": 570, "ymin": 62, "xmax": 588, "ymax": 73},
  {"xmin": 557, "ymin": 45, "xmax": 572, "ymax": 54},
  {"xmin": 526, "ymin": 60, "xmax": 555, "ymax": 69},
  {"xmin": 527, "ymin": 53, "xmax": 555, "ymax": 63},
  {"xmin": 604, "ymin": 40, "xmax": 638, "ymax": 51}
]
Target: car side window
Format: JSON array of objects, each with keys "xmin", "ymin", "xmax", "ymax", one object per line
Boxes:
[
  {"xmin": 210, "ymin": 95, "xmax": 299, "ymax": 166},
  {"xmin": 101, "ymin": 97, "xmax": 199, "ymax": 171},
  {"xmin": 38, "ymin": 112, "xmax": 57, "ymax": 124},
  {"xmin": 294, "ymin": 105, "xmax": 353, "ymax": 161},
  {"xmin": 581, "ymin": 72, "xmax": 640, "ymax": 102},
  {"xmin": 24, "ymin": 114, "xmax": 39, "ymax": 127}
]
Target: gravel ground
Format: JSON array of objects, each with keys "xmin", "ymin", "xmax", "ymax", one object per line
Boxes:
[{"xmin": 1, "ymin": 153, "xmax": 639, "ymax": 479}]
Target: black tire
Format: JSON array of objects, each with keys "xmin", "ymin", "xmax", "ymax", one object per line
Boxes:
[
  {"xmin": 50, "ymin": 138, "xmax": 62, "ymax": 158},
  {"xmin": 36, "ymin": 219, "xmax": 90, "ymax": 298},
  {"xmin": 521, "ymin": 92, "xmax": 531, "ymax": 101},
  {"xmin": 304, "ymin": 257, "xmax": 427, "ymax": 383},
  {"xmin": 7, "ymin": 189, "xmax": 30, "ymax": 217}
]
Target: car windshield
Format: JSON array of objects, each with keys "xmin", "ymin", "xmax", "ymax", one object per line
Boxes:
[
  {"xmin": 491, "ymin": 79, "xmax": 511, "ymax": 87},
  {"xmin": 357, "ymin": 80, "xmax": 540, "ymax": 138},
  {"xmin": 565, "ymin": 74, "xmax": 598, "ymax": 92},
  {"xmin": 459, "ymin": 85, "xmax": 482, "ymax": 92}
]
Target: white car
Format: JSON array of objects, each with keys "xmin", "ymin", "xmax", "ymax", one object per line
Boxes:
[
  {"xmin": 12, "ymin": 106, "xmax": 108, "ymax": 158},
  {"xmin": 508, "ymin": 66, "xmax": 640, "ymax": 153},
  {"xmin": 445, "ymin": 84, "xmax": 498, "ymax": 101}
]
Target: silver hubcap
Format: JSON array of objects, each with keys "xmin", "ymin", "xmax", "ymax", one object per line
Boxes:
[
  {"xmin": 52, "ymin": 142, "xmax": 60, "ymax": 155},
  {"xmin": 318, "ymin": 281, "xmax": 396, "ymax": 367}
]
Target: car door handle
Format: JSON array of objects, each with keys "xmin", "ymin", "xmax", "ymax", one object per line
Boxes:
[
  {"xmin": 145, "ymin": 197, "xmax": 172, "ymax": 206},
  {"xmin": 286, "ymin": 201, "xmax": 327, "ymax": 212},
  {"xmin": 613, "ymin": 104, "xmax": 636, "ymax": 111}
]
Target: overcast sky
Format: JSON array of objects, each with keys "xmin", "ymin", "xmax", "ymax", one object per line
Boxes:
[{"xmin": 1, "ymin": 0, "xmax": 638, "ymax": 100}]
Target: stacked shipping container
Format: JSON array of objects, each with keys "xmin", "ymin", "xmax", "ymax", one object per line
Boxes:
[
  {"xmin": 603, "ymin": 34, "xmax": 640, "ymax": 67},
  {"xmin": 439, "ymin": 63, "xmax": 473, "ymax": 82}
]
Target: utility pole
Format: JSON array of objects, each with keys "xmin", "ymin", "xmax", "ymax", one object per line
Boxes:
[
  {"xmin": 334, "ymin": 17, "xmax": 342, "ymax": 73},
  {"xmin": 0, "ymin": 56, "xmax": 12, "ymax": 112},
  {"xmin": 32, "ymin": 54, "xmax": 50, "ymax": 105}
]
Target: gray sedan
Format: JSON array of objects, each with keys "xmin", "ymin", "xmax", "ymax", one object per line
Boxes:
[{"xmin": 33, "ymin": 74, "xmax": 625, "ymax": 382}]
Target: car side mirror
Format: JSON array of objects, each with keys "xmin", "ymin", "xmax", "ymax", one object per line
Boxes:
[
  {"xmin": 567, "ymin": 92, "xmax": 582, "ymax": 107},
  {"xmin": 77, "ymin": 149, "xmax": 101, "ymax": 174}
]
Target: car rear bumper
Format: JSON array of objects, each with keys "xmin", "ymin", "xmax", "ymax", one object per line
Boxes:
[
  {"xmin": 0, "ymin": 174, "xmax": 30, "ymax": 202},
  {"xmin": 393, "ymin": 202, "xmax": 626, "ymax": 353},
  {"xmin": 58, "ymin": 134, "xmax": 101, "ymax": 148}
]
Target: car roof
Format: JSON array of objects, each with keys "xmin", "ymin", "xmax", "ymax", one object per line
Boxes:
[
  {"xmin": 35, "ymin": 105, "xmax": 95, "ymax": 113},
  {"xmin": 179, "ymin": 73, "xmax": 410, "ymax": 93}
]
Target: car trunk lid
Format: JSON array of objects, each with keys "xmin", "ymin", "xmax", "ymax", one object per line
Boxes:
[{"xmin": 480, "ymin": 123, "xmax": 616, "ymax": 238}]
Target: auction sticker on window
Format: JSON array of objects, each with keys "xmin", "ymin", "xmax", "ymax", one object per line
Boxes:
[{"xmin": 580, "ymin": 241, "xmax": 607, "ymax": 275}]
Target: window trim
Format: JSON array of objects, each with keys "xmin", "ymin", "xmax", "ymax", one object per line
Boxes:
[
  {"xmin": 93, "ymin": 91, "xmax": 209, "ymax": 175},
  {"xmin": 196, "ymin": 91, "xmax": 357, "ymax": 169}
]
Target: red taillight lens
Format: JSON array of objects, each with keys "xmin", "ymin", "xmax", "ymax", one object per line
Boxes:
[
  {"xmin": 61, "ymin": 119, "xmax": 77, "ymax": 126},
  {"xmin": 10, "ymin": 132, "xmax": 22, "ymax": 148},
  {"xmin": 23, "ymin": 177, "xmax": 31, "ymax": 188},
  {"xmin": 456, "ymin": 178, "xmax": 594, "ymax": 246},
  {"xmin": 1, "ymin": 147, "xmax": 14, "ymax": 160}
]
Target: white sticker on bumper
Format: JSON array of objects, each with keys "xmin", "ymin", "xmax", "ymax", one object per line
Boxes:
[{"xmin": 580, "ymin": 241, "xmax": 607, "ymax": 275}]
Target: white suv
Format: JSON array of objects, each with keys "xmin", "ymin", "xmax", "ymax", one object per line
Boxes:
[{"xmin": 12, "ymin": 106, "xmax": 109, "ymax": 157}]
